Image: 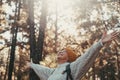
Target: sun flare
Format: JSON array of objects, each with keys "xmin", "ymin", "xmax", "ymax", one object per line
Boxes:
[{"xmin": 46, "ymin": 0, "xmax": 78, "ymax": 36}]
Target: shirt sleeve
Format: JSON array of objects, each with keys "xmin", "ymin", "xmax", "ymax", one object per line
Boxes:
[
  {"xmin": 30, "ymin": 63, "xmax": 54, "ymax": 80},
  {"xmin": 70, "ymin": 40, "xmax": 103, "ymax": 80}
]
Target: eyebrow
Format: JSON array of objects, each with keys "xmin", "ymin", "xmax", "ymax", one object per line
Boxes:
[
  {"xmin": 58, "ymin": 50, "xmax": 66, "ymax": 53},
  {"xmin": 61, "ymin": 48, "xmax": 64, "ymax": 51}
]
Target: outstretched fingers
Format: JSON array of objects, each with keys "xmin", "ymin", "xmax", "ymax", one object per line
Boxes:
[{"xmin": 111, "ymin": 31, "xmax": 119, "ymax": 40}]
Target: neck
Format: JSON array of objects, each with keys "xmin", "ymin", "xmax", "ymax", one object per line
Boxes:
[{"xmin": 57, "ymin": 60, "xmax": 67, "ymax": 64}]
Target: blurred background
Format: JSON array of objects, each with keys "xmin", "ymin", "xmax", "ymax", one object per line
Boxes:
[{"xmin": 0, "ymin": 0, "xmax": 120, "ymax": 80}]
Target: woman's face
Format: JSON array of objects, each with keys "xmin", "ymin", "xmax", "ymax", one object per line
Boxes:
[{"xmin": 57, "ymin": 49, "xmax": 68, "ymax": 61}]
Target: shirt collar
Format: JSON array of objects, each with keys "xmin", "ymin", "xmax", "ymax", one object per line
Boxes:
[{"xmin": 58, "ymin": 62, "xmax": 70, "ymax": 67}]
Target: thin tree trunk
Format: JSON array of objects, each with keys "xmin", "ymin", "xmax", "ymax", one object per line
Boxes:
[
  {"xmin": 92, "ymin": 64, "xmax": 95, "ymax": 80},
  {"xmin": 114, "ymin": 41, "xmax": 120, "ymax": 79},
  {"xmin": 0, "ymin": 0, "xmax": 2, "ymax": 5},
  {"xmin": 8, "ymin": 0, "xmax": 20, "ymax": 80},
  {"xmin": 17, "ymin": 48, "xmax": 23, "ymax": 80},
  {"xmin": 4, "ymin": 48, "xmax": 10, "ymax": 80},
  {"xmin": 0, "ymin": 0, "xmax": 2, "ymax": 27},
  {"xmin": 54, "ymin": 1, "xmax": 58, "ymax": 53}
]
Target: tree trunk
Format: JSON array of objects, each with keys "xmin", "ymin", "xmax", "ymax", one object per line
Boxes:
[
  {"xmin": 36, "ymin": 0, "xmax": 47, "ymax": 62},
  {"xmin": 28, "ymin": 0, "xmax": 36, "ymax": 63},
  {"xmin": 114, "ymin": 42, "xmax": 120, "ymax": 79},
  {"xmin": 28, "ymin": 0, "xmax": 47, "ymax": 79},
  {"xmin": 8, "ymin": 0, "xmax": 20, "ymax": 80},
  {"xmin": 54, "ymin": 1, "xmax": 58, "ymax": 53},
  {"xmin": 92, "ymin": 64, "xmax": 95, "ymax": 80},
  {"xmin": 0, "ymin": 0, "xmax": 2, "ymax": 5},
  {"xmin": 4, "ymin": 48, "xmax": 10, "ymax": 80},
  {"xmin": 28, "ymin": 0, "xmax": 40, "ymax": 80}
]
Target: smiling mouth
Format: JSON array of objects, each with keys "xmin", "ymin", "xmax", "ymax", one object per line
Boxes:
[{"xmin": 57, "ymin": 56, "xmax": 61, "ymax": 59}]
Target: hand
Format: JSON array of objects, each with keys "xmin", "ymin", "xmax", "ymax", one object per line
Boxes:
[{"xmin": 101, "ymin": 30, "xmax": 119, "ymax": 45}]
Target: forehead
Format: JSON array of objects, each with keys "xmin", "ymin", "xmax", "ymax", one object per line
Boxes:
[{"xmin": 58, "ymin": 49, "xmax": 66, "ymax": 53}]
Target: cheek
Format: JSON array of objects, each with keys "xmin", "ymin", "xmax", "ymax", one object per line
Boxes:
[{"xmin": 64, "ymin": 53, "xmax": 68, "ymax": 59}]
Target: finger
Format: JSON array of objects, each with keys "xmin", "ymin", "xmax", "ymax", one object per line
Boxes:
[
  {"xmin": 111, "ymin": 33, "xmax": 119, "ymax": 39},
  {"xmin": 111, "ymin": 30, "xmax": 119, "ymax": 35},
  {"xmin": 112, "ymin": 32, "xmax": 119, "ymax": 37}
]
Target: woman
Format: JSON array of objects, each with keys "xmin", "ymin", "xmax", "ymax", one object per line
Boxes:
[{"xmin": 26, "ymin": 31, "xmax": 119, "ymax": 80}]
